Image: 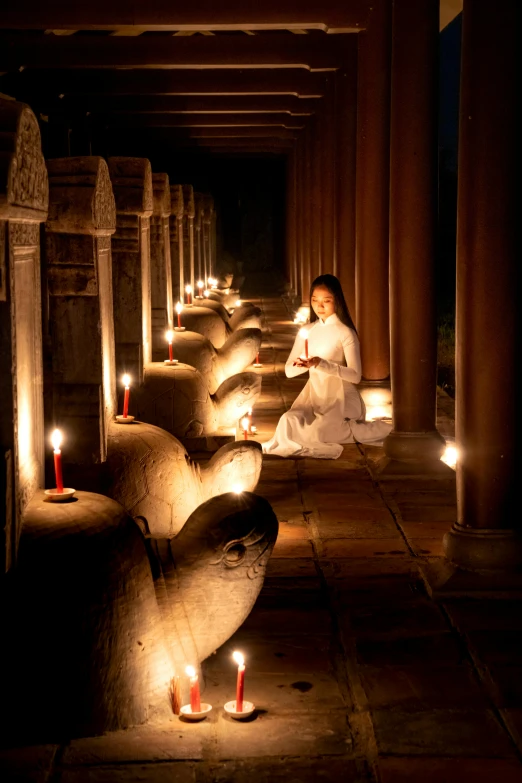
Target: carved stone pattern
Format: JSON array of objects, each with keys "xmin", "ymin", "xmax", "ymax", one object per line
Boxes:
[
  {"xmin": 9, "ymin": 222, "xmax": 39, "ymax": 246},
  {"xmin": 10, "ymin": 108, "xmax": 48, "ymax": 212},
  {"xmin": 97, "ymin": 235, "xmax": 111, "ymax": 251},
  {"xmin": 93, "ymin": 159, "xmax": 116, "ymax": 232}
]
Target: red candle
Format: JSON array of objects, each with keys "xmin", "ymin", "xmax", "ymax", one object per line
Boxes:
[
  {"xmin": 51, "ymin": 429, "xmax": 64, "ymax": 493},
  {"xmin": 186, "ymin": 666, "xmax": 201, "ymax": 713},
  {"xmin": 176, "ymin": 303, "xmax": 183, "ymax": 328},
  {"xmin": 122, "ymin": 374, "xmax": 131, "ymax": 418},
  {"xmin": 299, "ymin": 328, "xmax": 309, "ymax": 359},
  {"xmin": 242, "ymin": 417, "xmax": 249, "ymax": 440},
  {"xmin": 255, "ymin": 352, "xmax": 260, "ymax": 365},
  {"xmin": 185, "ymin": 285, "xmax": 192, "ymax": 305},
  {"xmin": 233, "ymin": 651, "xmax": 245, "ymax": 712},
  {"xmin": 166, "ymin": 330, "xmax": 174, "ymax": 362}
]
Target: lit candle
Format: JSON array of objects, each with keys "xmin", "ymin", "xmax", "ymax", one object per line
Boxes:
[
  {"xmin": 185, "ymin": 284, "xmax": 192, "ymax": 305},
  {"xmin": 186, "ymin": 666, "xmax": 201, "ymax": 713},
  {"xmin": 299, "ymin": 328, "xmax": 309, "ymax": 359},
  {"xmin": 51, "ymin": 429, "xmax": 64, "ymax": 493},
  {"xmin": 122, "ymin": 374, "xmax": 131, "ymax": 418},
  {"xmin": 247, "ymin": 407, "xmax": 253, "ymax": 431},
  {"xmin": 175, "ymin": 302, "xmax": 183, "ymax": 328},
  {"xmin": 255, "ymin": 352, "xmax": 259, "ymax": 364},
  {"xmin": 232, "ymin": 484, "xmax": 243, "ymax": 494},
  {"xmin": 235, "ymin": 299, "xmax": 242, "ymax": 308},
  {"xmin": 232, "ymin": 651, "xmax": 245, "ymax": 712},
  {"xmin": 241, "ymin": 416, "xmax": 249, "ymax": 440},
  {"xmin": 197, "ymin": 279, "xmax": 204, "ymax": 297},
  {"xmin": 166, "ymin": 330, "xmax": 174, "ymax": 362},
  {"xmin": 203, "ymin": 289, "xmax": 210, "ymax": 298}
]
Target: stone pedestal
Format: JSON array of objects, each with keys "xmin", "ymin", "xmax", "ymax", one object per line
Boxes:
[{"xmin": 0, "ymin": 98, "xmax": 48, "ymax": 571}]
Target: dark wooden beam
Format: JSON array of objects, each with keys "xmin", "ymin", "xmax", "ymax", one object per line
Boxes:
[
  {"xmin": 100, "ymin": 126, "xmax": 299, "ymax": 138},
  {"xmin": 96, "ymin": 112, "xmax": 306, "ymax": 128},
  {"xmin": 45, "ymin": 94, "xmax": 321, "ymax": 114},
  {"xmin": 0, "ymin": 1, "xmax": 371, "ymax": 32},
  {"xmin": 0, "ymin": 31, "xmax": 355, "ymax": 71},
  {"xmin": 0, "ymin": 68, "xmax": 328, "ymax": 99}
]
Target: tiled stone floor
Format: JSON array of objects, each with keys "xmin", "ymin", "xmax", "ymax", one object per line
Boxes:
[{"xmin": 2, "ymin": 297, "xmax": 521, "ymax": 782}]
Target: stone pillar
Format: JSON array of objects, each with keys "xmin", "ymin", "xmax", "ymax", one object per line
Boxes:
[
  {"xmin": 383, "ymin": 0, "xmax": 445, "ymax": 468},
  {"xmin": 169, "ymin": 184, "xmax": 184, "ymax": 303},
  {"xmin": 0, "ymin": 99, "xmax": 48, "ymax": 571},
  {"xmin": 356, "ymin": 0, "xmax": 392, "ymax": 381},
  {"xmin": 301, "ymin": 124, "xmax": 313, "ymax": 304},
  {"xmin": 294, "ymin": 135, "xmax": 304, "ymax": 303},
  {"xmin": 182, "ymin": 184, "xmax": 195, "ymax": 296},
  {"xmin": 108, "ymin": 157, "xmax": 153, "ymax": 385},
  {"xmin": 44, "ymin": 156, "xmax": 117, "ymax": 481},
  {"xmin": 150, "ymin": 173, "xmax": 173, "ymax": 359},
  {"xmin": 441, "ymin": 0, "xmax": 520, "ymax": 576},
  {"xmin": 335, "ymin": 47, "xmax": 358, "ymax": 318},
  {"xmin": 202, "ymin": 194, "xmax": 214, "ymax": 282}
]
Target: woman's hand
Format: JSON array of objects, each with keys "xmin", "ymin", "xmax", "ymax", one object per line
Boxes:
[{"xmin": 293, "ymin": 356, "xmax": 322, "ymax": 369}]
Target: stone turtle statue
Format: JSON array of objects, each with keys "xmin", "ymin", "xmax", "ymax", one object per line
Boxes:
[
  {"xmin": 4, "ymin": 489, "xmax": 278, "ymax": 740},
  {"xmin": 105, "ymin": 419, "xmax": 263, "ymax": 537},
  {"xmin": 152, "ymin": 327, "xmax": 261, "ymax": 394},
  {"xmin": 138, "ymin": 363, "xmax": 261, "ymax": 438}
]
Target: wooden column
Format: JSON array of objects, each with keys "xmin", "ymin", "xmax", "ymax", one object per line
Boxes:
[
  {"xmin": 384, "ymin": 0, "xmax": 445, "ymax": 465},
  {"xmin": 321, "ymin": 78, "xmax": 336, "ymax": 277},
  {"xmin": 285, "ymin": 149, "xmax": 297, "ymax": 295},
  {"xmin": 442, "ymin": 0, "xmax": 521, "ymax": 572},
  {"xmin": 356, "ymin": 0, "xmax": 392, "ymax": 380},
  {"xmin": 335, "ymin": 46, "xmax": 358, "ymax": 318}
]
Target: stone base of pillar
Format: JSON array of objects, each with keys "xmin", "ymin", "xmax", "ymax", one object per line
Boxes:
[
  {"xmin": 374, "ymin": 455, "xmax": 455, "ymax": 480},
  {"xmin": 443, "ymin": 523, "xmax": 522, "ymax": 571},
  {"xmin": 384, "ymin": 429, "xmax": 446, "ymax": 462},
  {"xmin": 419, "ymin": 558, "xmax": 522, "ymax": 600}
]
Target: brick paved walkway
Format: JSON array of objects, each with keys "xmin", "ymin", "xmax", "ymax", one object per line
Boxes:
[{"xmin": 1, "ymin": 297, "xmax": 521, "ymax": 783}]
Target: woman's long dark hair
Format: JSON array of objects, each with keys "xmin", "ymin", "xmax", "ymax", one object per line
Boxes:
[{"xmin": 309, "ymin": 274, "xmax": 357, "ymax": 333}]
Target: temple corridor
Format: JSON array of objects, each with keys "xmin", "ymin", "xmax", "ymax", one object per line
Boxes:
[{"xmin": 2, "ymin": 297, "xmax": 521, "ymax": 782}]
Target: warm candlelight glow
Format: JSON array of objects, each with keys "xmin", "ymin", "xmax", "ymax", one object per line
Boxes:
[
  {"xmin": 185, "ymin": 285, "xmax": 192, "ymax": 294},
  {"xmin": 299, "ymin": 328, "xmax": 309, "ymax": 340},
  {"xmin": 51, "ymin": 429, "xmax": 62, "ymax": 452},
  {"xmin": 185, "ymin": 665, "xmax": 196, "ymax": 677},
  {"xmin": 122, "ymin": 374, "xmax": 131, "ymax": 388},
  {"xmin": 232, "ymin": 484, "xmax": 243, "ymax": 494},
  {"xmin": 294, "ymin": 304, "xmax": 310, "ymax": 325},
  {"xmin": 441, "ymin": 440, "xmax": 458, "ymax": 470},
  {"xmin": 166, "ymin": 330, "xmax": 174, "ymax": 343},
  {"xmin": 197, "ymin": 280, "xmax": 204, "ymax": 289},
  {"xmin": 204, "ymin": 290, "xmax": 210, "ymax": 297},
  {"xmin": 242, "ymin": 416, "xmax": 249, "ymax": 431},
  {"xmin": 235, "ymin": 300, "xmax": 242, "ymax": 307},
  {"xmin": 232, "ymin": 651, "xmax": 245, "ymax": 667},
  {"xmin": 175, "ymin": 302, "xmax": 183, "ymax": 314}
]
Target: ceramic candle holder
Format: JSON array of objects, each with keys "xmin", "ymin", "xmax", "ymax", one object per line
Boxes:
[
  {"xmin": 223, "ymin": 700, "xmax": 255, "ymax": 719},
  {"xmin": 115, "ymin": 415, "xmax": 135, "ymax": 424},
  {"xmin": 44, "ymin": 488, "xmax": 76, "ymax": 502},
  {"xmin": 179, "ymin": 703, "xmax": 212, "ymax": 721}
]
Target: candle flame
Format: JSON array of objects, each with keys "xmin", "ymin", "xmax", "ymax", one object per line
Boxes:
[
  {"xmin": 232, "ymin": 651, "xmax": 245, "ymax": 666},
  {"xmin": 441, "ymin": 442, "xmax": 458, "ymax": 470},
  {"xmin": 122, "ymin": 374, "xmax": 131, "ymax": 388},
  {"xmin": 50, "ymin": 428, "xmax": 62, "ymax": 451},
  {"xmin": 175, "ymin": 302, "xmax": 183, "ymax": 314},
  {"xmin": 241, "ymin": 417, "xmax": 249, "ymax": 430},
  {"xmin": 197, "ymin": 280, "xmax": 204, "ymax": 288},
  {"xmin": 185, "ymin": 665, "xmax": 196, "ymax": 678},
  {"xmin": 232, "ymin": 483, "xmax": 243, "ymax": 494},
  {"xmin": 204, "ymin": 290, "xmax": 210, "ymax": 297},
  {"xmin": 185, "ymin": 285, "xmax": 192, "ymax": 293},
  {"xmin": 299, "ymin": 328, "xmax": 309, "ymax": 340},
  {"xmin": 248, "ymin": 408, "xmax": 253, "ymax": 415},
  {"xmin": 235, "ymin": 300, "xmax": 242, "ymax": 307},
  {"xmin": 166, "ymin": 330, "xmax": 174, "ymax": 343}
]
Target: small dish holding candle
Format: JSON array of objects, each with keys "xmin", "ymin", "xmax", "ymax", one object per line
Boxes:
[
  {"xmin": 164, "ymin": 330, "xmax": 179, "ymax": 364},
  {"xmin": 45, "ymin": 429, "xmax": 75, "ymax": 500},
  {"xmin": 223, "ymin": 700, "xmax": 255, "ymax": 720},
  {"xmin": 179, "ymin": 703, "xmax": 213, "ymax": 721},
  {"xmin": 116, "ymin": 374, "xmax": 135, "ymax": 421},
  {"xmin": 253, "ymin": 351, "xmax": 263, "ymax": 368},
  {"xmin": 44, "ymin": 487, "xmax": 76, "ymax": 502},
  {"xmin": 115, "ymin": 415, "xmax": 135, "ymax": 423}
]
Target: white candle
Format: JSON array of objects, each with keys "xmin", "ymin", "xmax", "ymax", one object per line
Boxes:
[{"xmin": 299, "ymin": 328, "xmax": 309, "ymax": 359}]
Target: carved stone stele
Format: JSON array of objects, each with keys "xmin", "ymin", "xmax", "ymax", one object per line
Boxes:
[
  {"xmin": 0, "ymin": 99, "xmax": 48, "ymax": 221},
  {"xmin": 107, "ymin": 157, "xmax": 153, "ymax": 217},
  {"xmin": 46, "ymin": 156, "xmax": 116, "ymax": 236},
  {"xmin": 0, "ymin": 98, "xmax": 48, "ymax": 573},
  {"xmin": 152, "ymin": 172, "xmax": 171, "ymax": 218}
]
